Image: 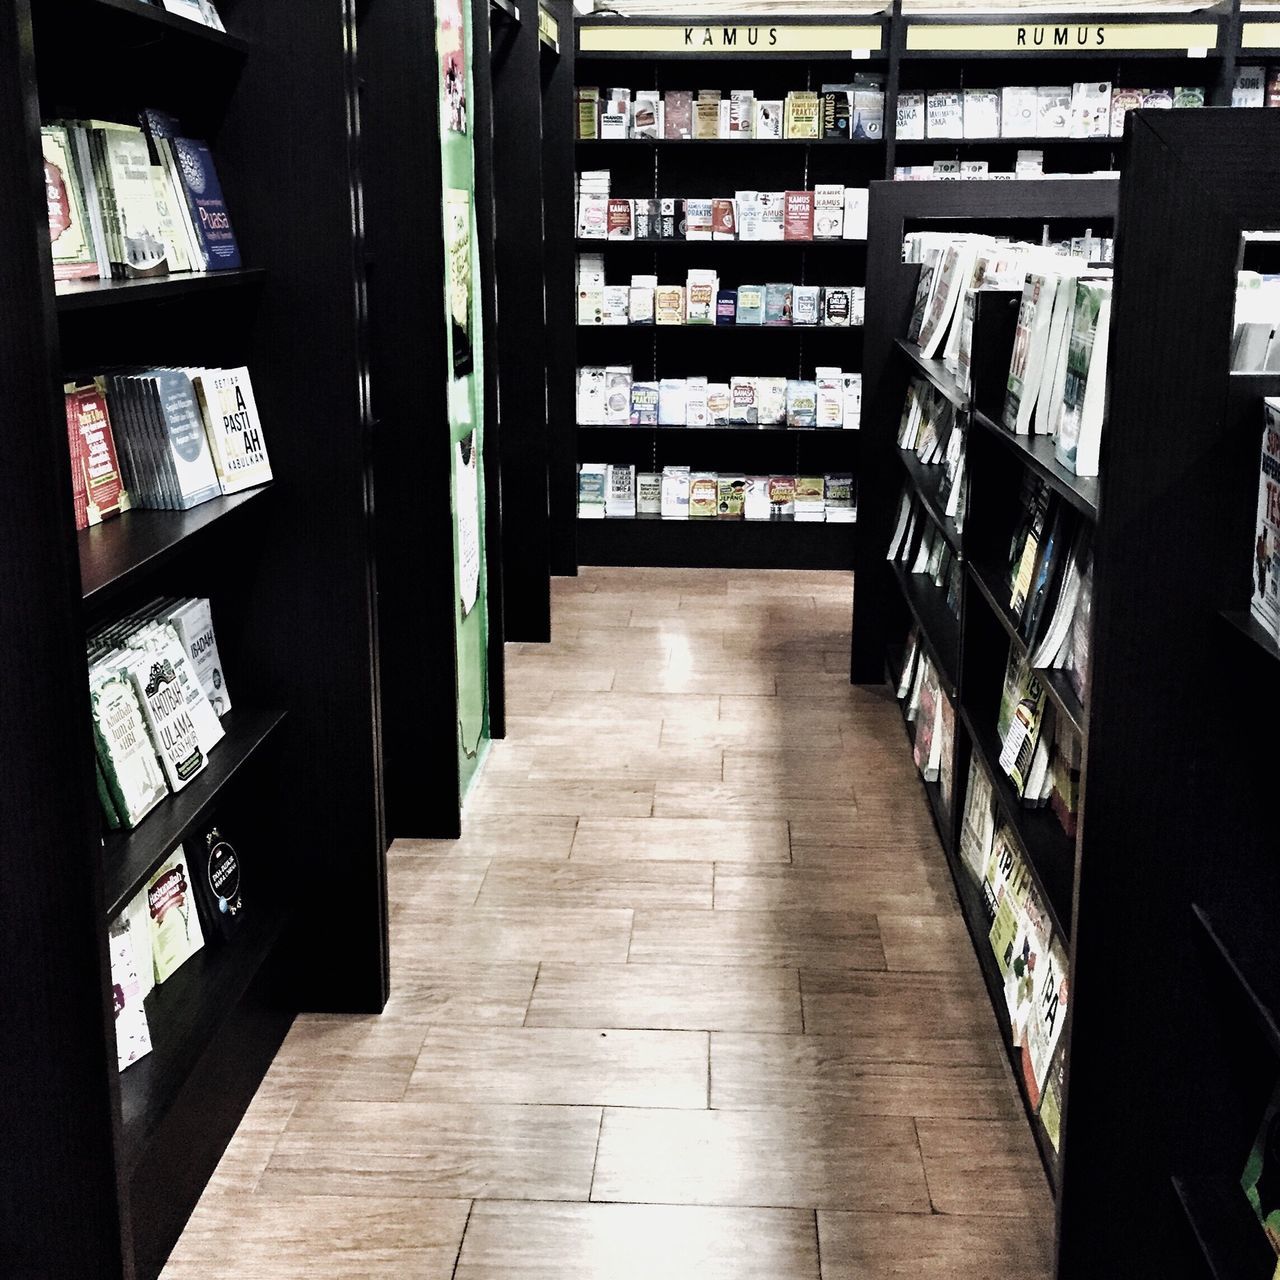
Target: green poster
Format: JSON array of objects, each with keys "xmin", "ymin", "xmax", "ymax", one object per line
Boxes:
[{"xmin": 436, "ymin": 0, "xmax": 489, "ymax": 796}]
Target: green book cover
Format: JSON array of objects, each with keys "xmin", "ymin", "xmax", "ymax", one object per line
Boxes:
[{"xmin": 1243, "ymin": 1083, "xmax": 1280, "ymax": 1255}]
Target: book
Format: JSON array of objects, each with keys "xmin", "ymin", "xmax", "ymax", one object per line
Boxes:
[
  {"xmin": 963, "ymin": 89, "xmax": 1000, "ymax": 139},
  {"xmin": 99, "ymin": 123, "xmax": 171, "ymax": 278},
  {"xmin": 736, "ymin": 284, "xmax": 764, "ymax": 326},
  {"xmin": 711, "ymin": 198, "xmax": 737, "ymax": 241},
  {"xmin": 784, "ymin": 91, "xmax": 820, "ymax": 139},
  {"xmin": 793, "ymin": 285, "xmax": 820, "ymax": 326},
  {"xmin": 753, "ymin": 100, "xmax": 783, "ymax": 139},
  {"xmin": 192, "ymin": 367, "xmax": 272, "ymax": 494},
  {"xmin": 1055, "ymin": 280, "xmax": 1112, "ymax": 477},
  {"xmin": 188, "ymin": 821, "xmax": 245, "ymax": 940},
  {"xmin": 629, "ymin": 283, "xmax": 655, "ymax": 325},
  {"xmin": 606, "ymin": 198, "xmax": 634, "ymax": 240},
  {"xmin": 825, "ymin": 474, "xmax": 856, "ymax": 523},
  {"xmin": 658, "ymin": 378, "xmax": 687, "ymax": 425},
  {"xmin": 794, "ymin": 475, "xmax": 825, "ymax": 523},
  {"xmin": 757, "ymin": 191, "xmax": 786, "ymax": 241},
  {"xmin": 166, "ymin": 597, "xmax": 232, "ymax": 717},
  {"xmin": 576, "ymin": 87, "xmax": 600, "ymax": 139},
  {"xmin": 821, "ymin": 88, "xmax": 850, "ymax": 140},
  {"xmin": 89, "ymin": 666, "xmax": 170, "ymax": 829},
  {"xmin": 1036, "ymin": 87, "xmax": 1072, "ymax": 138},
  {"xmin": 41, "ymin": 125, "xmax": 98, "ymax": 281},
  {"xmin": 1234, "ymin": 66, "xmax": 1267, "ymax": 108},
  {"xmin": 1003, "ymin": 274, "xmax": 1058, "ymax": 436},
  {"xmin": 729, "ymin": 377, "xmax": 758, "ymax": 425},
  {"xmin": 605, "ymin": 463, "xmax": 636, "ymax": 517},
  {"xmin": 728, "ymin": 90, "xmax": 754, "ymax": 137},
  {"xmin": 1021, "ymin": 938, "xmax": 1068, "ymax": 1108},
  {"xmin": 601, "ymin": 284, "xmax": 628, "ymax": 325},
  {"xmin": 1009, "ymin": 476, "xmax": 1054, "ymax": 615},
  {"xmin": 815, "ymin": 371, "xmax": 843, "ymax": 428},
  {"xmin": 717, "ymin": 474, "xmax": 746, "ymax": 518},
  {"xmin": 604, "ymin": 366, "xmax": 632, "ymax": 425},
  {"xmin": 852, "ymin": 77, "xmax": 884, "ymax": 141},
  {"xmin": 764, "ymin": 282, "xmax": 792, "ymax": 326},
  {"xmin": 706, "ymin": 384, "xmax": 732, "ymax": 426},
  {"xmin": 688, "ymin": 471, "xmax": 718, "ymax": 518},
  {"xmin": 743, "ymin": 476, "xmax": 771, "ymax": 520},
  {"xmin": 576, "ymin": 366, "xmax": 605, "ymax": 423},
  {"xmin": 1252, "ymin": 402, "xmax": 1280, "ymax": 640},
  {"xmin": 629, "ymin": 381, "xmax": 659, "ymax": 425},
  {"xmin": 926, "ymin": 91, "xmax": 962, "ymax": 139},
  {"xmin": 843, "ymin": 188, "xmax": 869, "ymax": 241},
  {"xmin": 715, "ymin": 291, "xmax": 737, "ymax": 325},
  {"xmin": 959, "ymin": 757, "xmax": 997, "ymax": 882},
  {"xmin": 632, "ymin": 91, "xmax": 660, "ymax": 140},
  {"xmin": 578, "ymin": 462, "xmax": 606, "ymax": 517},
  {"xmin": 756, "ymin": 377, "xmax": 787, "ymax": 426},
  {"xmin": 896, "ymin": 91, "xmax": 925, "ymax": 141},
  {"xmin": 823, "ymin": 287, "xmax": 851, "ymax": 327},
  {"xmin": 146, "ymin": 848, "xmax": 206, "ymax": 983},
  {"xmin": 637, "ymin": 472, "xmax": 662, "ymax": 515},
  {"xmin": 1109, "ymin": 87, "xmax": 1144, "ymax": 137},
  {"xmin": 685, "ymin": 377, "xmax": 709, "ymax": 427},
  {"xmin": 109, "ymin": 922, "xmax": 152, "ymax": 1071},
  {"xmin": 694, "ymin": 92, "xmax": 721, "ymax": 140},
  {"xmin": 813, "ymin": 184, "xmax": 844, "ymax": 239},
  {"xmin": 656, "ymin": 286, "xmax": 685, "ymax": 325},
  {"xmin": 65, "ymin": 382, "xmax": 130, "ymax": 526},
  {"xmin": 664, "ymin": 90, "xmax": 692, "ymax": 139},
  {"xmin": 782, "ymin": 191, "xmax": 814, "ymax": 241},
  {"xmin": 169, "ymin": 136, "xmax": 240, "ymax": 269},
  {"xmin": 785, "ymin": 381, "xmax": 817, "ymax": 429},
  {"xmin": 686, "ymin": 269, "xmax": 717, "ymax": 324},
  {"xmin": 1001, "ymin": 86, "xmax": 1037, "ymax": 138},
  {"xmin": 684, "ymin": 198, "xmax": 713, "ymax": 241},
  {"xmin": 1070, "ymin": 82, "xmax": 1112, "ymax": 137},
  {"xmin": 1242, "ymin": 1083, "xmax": 1280, "ymax": 1255},
  {"xmin": 768, "ymin": 475, "xmax": 795, "ymax": 518}
]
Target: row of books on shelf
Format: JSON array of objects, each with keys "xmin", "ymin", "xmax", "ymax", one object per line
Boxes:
[
  {"xmin": 110, "ymin": 823, "xmax": 245, "ymax": 1073},
  {"xmin": 907, "ymin": 230, "xmax": 1113, "ymax": 478},
  {"xmin": 960, "ymin": 752, "xmax": 1070, "ymax": 1149},
  {"xmin": 576, "ymin": 258, "xmax": 864, "ymax": 328},
  {"xmin": 888, "ymin": 490, "xmax": 964, "ymax": 614},
  {"xmin": 1252, "ymin": 400, "xmax": 1280, "ymax": 647},
  {"xmin": 579, "ymin": 464, "xmax": 856, "ymax": 522},
  {"xmin": 65, "ymin": 367, "xmax": 272, "ymax": 528},
  {"xmin": 896, "ymin": 378, "xmax": 967, "ymax": 529},
  {"xmin": 576, "ymin": 173, "xmax": 868, "ymax": 242},
  {"xmin": 577, "ymin": 366, "xmax": 862, "ymax": 429},
  {"xmin": 89, "ymin": 599, "xmax": 232, "ymax": 832},
  {"xmin": 893, "ymin": 154, "xmax": 1118, "ymax": 182},
  {"xmin": 576, "ymin": 81, "xmax": 885, "ymax": 142},
  {"xmin": 42, "ymin": 112, "xmax": 239, "ymax": 284},
  {"xmin": 896, "ymin": 83, "xmax": 1203, "ymax": 144}
]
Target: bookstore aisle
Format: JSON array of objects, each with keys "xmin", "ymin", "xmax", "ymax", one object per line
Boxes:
[{"xmin": 162, "ymin": 567, "xmax": 1051, "ymax": 1278}]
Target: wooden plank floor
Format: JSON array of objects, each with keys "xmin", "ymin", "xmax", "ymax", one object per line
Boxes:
[{"xmin": 165, "ymin": 567, "xmax": 1054, "ymax": 1279}]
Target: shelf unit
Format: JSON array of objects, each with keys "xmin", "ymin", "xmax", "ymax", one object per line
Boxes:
[
  {"xmin": 0, "ymin": 0, "xmax": 393, "ymax": 1274},
  {"xmin": 853, "ymin": 110, "xmax": 1280, "ymax": 1277},
  {"xmin": 850, "ymin": 179, "xmax": 1118, "ymax": 1252}
]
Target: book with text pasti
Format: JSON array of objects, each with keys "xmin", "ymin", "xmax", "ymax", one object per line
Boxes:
[
  {"xmin": 146, "ymin": 849, "xmax": 206, "ymax": 983},
  {"xmin": 170, "ymin": 137, "xmax": 241, "ymax": 270},
  {"xmin": 1253, "ymin": 402, "xmax": 1280, "ymax": 641},
  {"xmin": 194, "ymin": 367, "xmax": 273, "ymax": 492}
]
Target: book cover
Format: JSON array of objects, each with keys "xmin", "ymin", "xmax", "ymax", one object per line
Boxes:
[
  {"xmin": 659, "ymin": 197, "xmax": 678, "ymax": 239},
  {"xmin": 815, "ymin": 372, "xmax": 843, "ymax": 428},
  {"xmin": 576, "ymin": 366, "xmax": 605, "ymax": 423},
  {"xmin": 1269, "ymin": 70, "xmax": 1280, "ymax": 109},
  {"xmin": 1252, "ymin": 402, "xmax": 1280, "ymax": 639},
  {"xmin": 193, "ymin": 367, "xmax": 272, "ymax": 493},
  {"xmin": 706, "ymin": 384, "xmax": 731, "ymax": 426},
  {"xmin": 686, "ymin": 269, "xmax": 717, "ymax": 324},
  {"xmin": 664, "ymin": 90, "xmax": 692, "ymax": 138},
  {"xmin": 685, "ymin": 377, "xmax": 709, "ymax": 426},
  {"xmin": 601, "ymin": 284, "xmax": 629, "ymax": 325},
  {"xmin": 852, "ymin": 77, "xmax": 883, "ymax": 140},
  {"xmin": 711, "ymin": 198, "xmax": 736, "ymax": 240},
  {"xmin": 783, "ymin": 91, "xmax": 820, "ymax": 139},
  {"xmin": 600, "ymin": 110, "xmax": 627, "ymax": 140},
  {"xmin": 146, "ymin": 848, "xmax": 206, "ymax": 983},
  {"xmin": 1003, "ymin": 273, "xmax": 1057, "ymax": 435},
  {"xmin": 604, "ymin": 366, "xmax": 632, "ymax": 424},
  {"xmin": 684, "ymin": 198, "xmax": 713, "ymax": 240},
  {"xmin": 736, "ymin": 284, "xmax": 764, "ymax": 325},
  {"xmin": 42, "ymin": 126, "xmax": 98, "ymax": 281},
  {"xmin": 768, "ymin": 475, "xmax": 795, "ymax": 517},
  {"xmin": 661, "ymin": 466, "xmax": 690, "ymax": 517},
  {"xmin": 785, "ymin": 380, "xmax": 817, "ymax": 429},
  {"xmin": 90, "ymin": 667, "xmax": 170, "ymax": 828},
  {"xmin": 606, "ymin": 198, "xmax": 634, "ymax": 240},
  {"xmin": 576, "ymin": 88, "xmax": 600, "ymax": 140},
  {"xmin": 167, "ymin": 597, "xmax": 232, "ymax": 716},
  {"xmin": 821, "ymin": 90, "xmax": 850, "ymax": 140},
  {"xmin": 794, "ymin": 475, "xmax": 826, "ymax": 522},
  {"xmin": 825, "ymin": 473, "xmax": 856, "ymax": 522},
  {"xmin": 100, "ymin": 124, "xmax": 171, "ymax": 278},
  {"xmin": 605, "ymin": 463, "xmax": 636, "ymax": 517},
  {"xmin": 842, "ymin": 188, "xmax": 869, "ymax": 241},
  {"xmin": 109, "ymin": 922, "xmax": 152, "ymax": 1071},
  {"xmin": 962, "ymin": 88, "xmax": 1000, "ymax": 139},
  {"xmin": 782, "ymin": 190, "xmax": 814, "ymax": 241},
  {"xmin": 630, "ymin": 381, "xmax": 659, "ymax": 425},
  {"xmin": 1108, "ymin": 87, "xmax": 1143, "ymax": 136},
  {"xmin": 813, "ymin": 184, "xmax": 844, "ymax": 239},
  {"xmin": 822, "ymin": 287, "xmax": 851, "ymax": 327},
  {"xmin": 756, "ymin": 377, "xmax": 787, "ymax": 427},
  {"xmin": 125, "ymin": 650, "xmax": 206, "ymax": 791},
  {"xmin": 1173, "ymin": 86, "xmax": 1204, "ymax": 109},
  {"xmin": 743, "ymin": 476, "xmax": 771, "ymax": 520},
  {"xmin": 1036, "ymin": 87, "xmax": 1072, "ymax": 138},
  {"xmin": 763, "ymin": 282, "xmax": 792, "ymax": 326},
  {"xmin": 1070, "ymin": 82, "xmax": 1112, "ymax": 137},
  {"xmin": 170, "ymin": 136, "xmax": 240, "ymax": 269},
  {"xmin": 1234, "ymin": 66, "xmax": 1266, "ymax": 108},
  {"xmin": 792, "ymin": 285, "xmax": 820, "ymax": 327},
  {"xmin": 896, "ymin": 91, "xmax": 925, "ymax": 141},
  {"xmin": 152, "ymin": 369, "xmax": 224, "ymax": 508},
  {"xmin": 757, "ymin": 191, "xmax": 786, "ymax": 241},
  {"xmin": 657, "ymin": 378, "xmax": 687, "ymax": 425},
  {"xmin": 1021, "ymin": 938, "xmax": 1068, "ymax": 1108},
  {"xmin": 1055, "ymin": 281, "xmax": 1112, "ymax": 477},
  {"xmin": 636, "ymin": 472, "xmax": 662, "ymax": 515},
  {"xmin": 655, "ymin": 286, "xmax": 685, "ymax": 325},
  {"xmin": 688, "ymin": 471, "xmax": 718, "ymax": 518},
  {"xmin": 715, "ymin": 290, "xmax": 737, "ymax": 325},
  {"xmin": 728, "ymin": 90, "xmax": 754, "ymax": 136},
  {"xmin": 629, "ymin": 284, "xmax": 655, "ymax": 325},
  {"xmin": 66, "ymin": 382, "xmax": 129, "ymax": 523},
  {"xmin": 753, "ymin": 100, "xmax": 783, "ymax": 139},
  {"xmin": 717, "ymin": 474, "xmax": 746, "ymax": 518},
  {"xmin": 189, "ymin": 821, "xmax": 245, "ymax": 940},
  {"xmin": 578, "ymin": 462, "xmax": 606, "ymax": 517},
  {"xmin": 926, "ymin": 91, "xmax": 962, "ymax": 139},
  {"xmin": 1000, "ymin": 86, "xmax": 1037, "ymax": 137},
  {"xmin": 632, "ymin": 91, "xmax": 660, "ymax": 140},
  {"xmin": 694, "ymin": 92, "xmax": 721, "ymax": 140},
  {"xmin": 1142, "ymin": 88, "xmax": 1173, "ymax": 111}
]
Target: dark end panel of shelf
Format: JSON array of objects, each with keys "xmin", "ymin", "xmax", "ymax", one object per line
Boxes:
[
  {"xmin": 1194, "ymin": 902, "xmax": 1280, "ymax": 1063},
  {"xmin": 972, "ymin": 409, "xmax": 1099, "ymax": 521},
  {"xmin": 55, "ymin": 268, "xmax": 266, "ymax": 312},
  {"xmin": 118, "ymin": 901, "xmax": 290, "ymax": 1172},
  {"xmin": 577, "ymin": 515, "xmax": 855, "ymax": 569},
  {"xmin": 959, "ymin": 703, "xmax": 1075, "ymax": 944},
  {"xmin": 890, "ymin": 560, "xmax": 960, "ymax": 698},
  {"xmin": 895, "ymin": 338, "xmax": 970, "ymax": 411},
  {"xmin": 102, "ymin": 707, "xmax": 288, "ymax": 920},
  {"xmin": 897, "ymin": 448, "xmax": 962, "ymax": 554},
  {"xmin": 967, "ymin": 560, "xmax": 1088, "ymax": 740},
  {"xmin": 1221, "ymin": 610, "xmax": 1280, "ymax": 666},
  {"xmin": 1172, "ymin": 1174, "xmax": 1278, "ymax": 1280},
  {"xmin": 79, "ymin": 485, "xmax": 273, "ymax": 607}
]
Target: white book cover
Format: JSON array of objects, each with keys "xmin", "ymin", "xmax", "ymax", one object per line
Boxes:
[
  {"xmin": 685, "ymin": 377, "xmax": 709, "ymax": 427},
  {"xmin": 167, "ymin": 597, "xmax": 232, "ymax": 717},
  {"xmin": 577, "ymin": 194, "xmax": 608, "ymax": 239},
  {"xmin": 122, "ymin": 648, "xmax": 207, "ymax": 792},
  {"xmin": 815, "ymin": 374, "xmax": 843, "ymax": 428},
  {"xmin": 109, "ymin": 923, "xmax": 152, "ymax": 1071},
  {"xmin": 753, "ymin": 100, "xmax": 783, "ymax": 139},
  {"xmin": 842, "ymin": 188, "xmax": 869, "ymax": 241},
  {"xmin": 1234, "ymin": 66, "xmax": 1266, "ymax": 108},
  {"xmin": 661, "ymin": 467, "xmax": 690, "ymax": 517},
  {"xmin": 636, "ymin": 472, "xmax": 662, "ymax": 516},
  {"xmin": 123, "ymin": 885, "xmax": 155, "ymax": 1001},
  {"xmin": 1003, "ymin": 273, "xmax": 1058, "ymax": 436},
  {"xmin": 576, "ymin": 366, "xmax": 605, "ymax": 423},
  {"xmin": 685, "ymin": 268, "xmax": 718, "ymax": 324},
  {"xmin": 193, "ymin": 366, "xmax": 272, "ymax": 494},
  {"xmin": 756, "ymin": 192, "xmax": 786, "ymax": 242},
  {"xmin": 735, "ymin": 191, "xmax": 761, "ymax": 241},
  {"xmin": 1022, "ymin": 938, "xmax": 1069, "ymax": 1107},
  {"xmin": 926, "ymin": 92, "xmax": 963, "ymax": 139},
  {"xmin": 1251, "ymin": 402, "xmax": 1280, "ymax": 638},
  {"xmin": 146, "ymin": 848, "xmax": 206, "ymax": 984},
  {"xmin": 602, "ymin": 284, "xmax": 629, "ymax": 324},
  {"xmin": 658, "ymin": 378, "xmax": 687, "ymax": 425},
  {"xmin": 729, "ymin": 90, "xmax": 754, "ymax": 136},
  {"xmin": 131, "ymin": 622, "xmax": 224, "ymax": 753},
  {"xmin": 1070, "ymin": 82, "xmax": 1111, "ymax": 138},
  {"xmin": 628, "ymin": 285, "xmax": 654, "ymax": 325},
  {"xmin": 756, "ymin": 377, "xmax": 787, "ymax": 426},
  {"xmin": 1036, "ymin": 87, "xmax": 1072, "ymax": 138},
  {"xmin": 813, "ymin": 185, "xmax": 844, "ymax": 239},
  {"xmin": 842, "ymin": 373, "xmax": 862, "ymax": 429},
  {"xmin": 604, "ymin": 366, "xmax": 633, "ymax": 425},
  {"xmin": 963, "ymin": 89, "xmax": 1000, "ymax": 139},
  {"xmin": 896, "ymin": 91, "xmax": 925, "ymax": 141},
  {"xmin": 1054, "ymin": 281, "xmax": 1111, "ymax": 477},
  {"xmin": 605, "ymin": 463, "xmax": 636, "ymax": 517},
  {"xmin": 1000, "ymin": 87, "xmax": 1037, "ymax": 138},
  {"xmin": 632, "ymin": 90, "xmax": 660, "ymax": 139}
]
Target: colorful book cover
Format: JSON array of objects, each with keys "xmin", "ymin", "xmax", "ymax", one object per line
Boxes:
[
  {"xmin": 90, "ymin": 668, "xmax": 170, "ymax": 828},
  {"xmin": 782, "ymin": 190, "xmax": 814, "ymax": 241},
  {"xmin": 763, "ymin": 282, "xmax": 792, "ymax": 326},
  {"xmin": 146, "ymin": 848, "xmax": 206, "ymax": 983},
  {"xmin": 41, "ymin": 125, "xmax": 98, "ymax": 281},
  {"xmin": 65, "ymin": 382, "xmax": 130, "ymax": 525},
  {"xmin": 170, "ymin": 136, "xmax": 241, "ymax": 269}
]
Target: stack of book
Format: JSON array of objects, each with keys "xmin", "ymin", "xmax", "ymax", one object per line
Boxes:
[
  {"xmin": 579, "ymin": 464, "xmax": 855, "ymax": 522},
  {"xmin": 576, "ymin": 79, "xmax": 884, "ymax": 141},
  {"xmin": 895, "ymin": 627, "xmax": 957, "ymax": 811},
  {"xmin": 576, "ymin": 365, "xmax": 861, "ymax": 429},
  {"xmin": 575, "ymin": 172, "xmax": 869, "ymax": 242},
  {"xmin": 64, "ymin": 367, "xmax": 272, "ymax": 529},
  {"xmin": 41, "ymin": 113, "xmax": 240, "ymax": 284},
  {"xmin": 896, "ymin": 378, "xmax": 967, "ymax": 528},
  {"xmin": 1250, "ymin": 400, "xmax": 1280, "ymax": 649},
  {"xmin": 886, "ymin": 489, "xmax": 963, "ymax": 619}
]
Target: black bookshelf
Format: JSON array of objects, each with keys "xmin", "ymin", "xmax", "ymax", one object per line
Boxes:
[{"xmin": 0, "ymin": 0, "xmax": 393, "ymax": 1273}]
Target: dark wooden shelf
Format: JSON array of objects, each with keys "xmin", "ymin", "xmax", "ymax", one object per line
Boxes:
[
  {"xmin": 79, "ymin": 0, "xmax": 249, "ymax": 52},
  {"xmin": 890, "ymin": 559, "xmax": 960, "ymax": 699},
  {"xmin": 118, "ymin": 899, "xmax": 289, "ymax": 1171},
  {"xmin": 967, "ymin": 560, "xmax": 1088, "ymax": 739},
  {"xmin": 1194, "ymin": 902, "xmax": 1280, "ymax": 1062},
  {"xmin": 577, "ymin": 423, "xmax": 860, "ymax": 436},
  {"xmin": 577, "ymin": 512, "xmax": 856, "ymax": 569},
  {"xmin": 489, "ymin": 0, "xmax": 521, "ymax": 23},
  {"xmin": 102, "ymin": 707, "xmax": 288, "ymax": 921},
  {"xmin": 55, "ymin": 268, "xmax": 266, "ymax": 313},
  {"xmin": 1172, "ymin": 1174, "xmax": 1278, "ymax": 1280},
  {"xmin": 574, "ymin": 238, "xmax": 866, "ymax": 249},
  {"xmin": 576, "ymin": 323, "xmax": 863, "ymax": 334},
  {"xmin": 1229, "ymin": 370, "xmax": 1280, "ymax": 404},
  {"xmin": 972, "ymin": 408, "xmax": 1100, "ymax": 522},
  {"xmin": 959, "ymin": 702, "xmax": 1074, "ymax": 944},
  {"xmin": 1222, "ymin": 610, "xmax": 1280, "ymax": 665},
  {"xmin": 79, "ymin": 485, "xmax": 273, "ymax": 608},
  {"xmin": 894, "ymin": 338, "xmax": 970, "ymax": 411},
  {"xmin": 897, "ymin": 447, "xmax": 962, "ymax": 554},
  {"xmin": 576, "ymin": 136, "xmax": 884, "ymax": 147}
]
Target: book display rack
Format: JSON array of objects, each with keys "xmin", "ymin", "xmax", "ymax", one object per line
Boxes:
[
  {"xmin": 852, "ymin": 109, "xmax": 1280, "ymax": 1277},
  {"xmin": 0, "ymin": 1, "xmax": 403, "ymax": 1273}
]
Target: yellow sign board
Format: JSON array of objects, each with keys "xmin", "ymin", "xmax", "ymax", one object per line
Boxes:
[
  {"xmin": 578, "ymin": 24, "xmax": 883, "ymax": 54},
  {"xmin": 905, "ymin": 22, "xmax": 1217, "ymax": 53},
  {"xmin": 1242, "ymin": 22, "xmax": 1280, "ymax": 50},
  {"xmin": 538, "ymin": 6, "xmax": 559, "ymax": 47}
]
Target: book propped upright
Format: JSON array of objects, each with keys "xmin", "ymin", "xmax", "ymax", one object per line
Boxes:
[
  {"xmin": 1054, "ymin": 278, "xmax": 1112, "ymax": 477},
  {"xmin": 169, "ymin": 136, "xmax": 241, "ymax": 270},
  {"xmin": 146, "ymin": 847, "xmax": 206, "ymax": 983},
  {"xmin": 193, "ymin": 367, "xmax": 273, "ymax": 493},
  {"xmin": 1252, "ymin": 401, "xmax": 1280, "ymax": 642}
]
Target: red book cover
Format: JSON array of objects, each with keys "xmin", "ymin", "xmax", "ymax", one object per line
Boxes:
[
  {"xmin": 711, "ymin": 198, "xmax": 736, "ymax": 239},
  {"xmin": 64, "ymin": 390, "xmax": 89, "ymax": 532},
  {"xmin": 783, "ymin": 190, "xmax": 814, "ymax": 241},
  {"xmin": 606, "ymin": 198, "xmax": 634, "ymax": 240},
  {"xmin": 67, "ymin": 382, "xmax": 128, "ymax": 525}
]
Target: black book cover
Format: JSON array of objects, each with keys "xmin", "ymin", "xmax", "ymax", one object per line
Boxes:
[{"xmin": 190, "ymin": 820, "xmax": 245, "ymax": 941}]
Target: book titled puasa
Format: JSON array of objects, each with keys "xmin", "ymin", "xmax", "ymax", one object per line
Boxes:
[
  {"xmin": 169, "ymin": 137, "xmax": 241, "ymax": 269},
  {"xmin": 146, "ymin": 848, "xmax": 206, "ymax": 983},
  {"xmin": 194, "ymin": 367, "xmax": 273, "ymax": 493}
]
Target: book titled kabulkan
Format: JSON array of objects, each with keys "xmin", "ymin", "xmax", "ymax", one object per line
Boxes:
[{"xmin": 193, "ymin": 367, "xmax": 273, "ymax": 493}]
